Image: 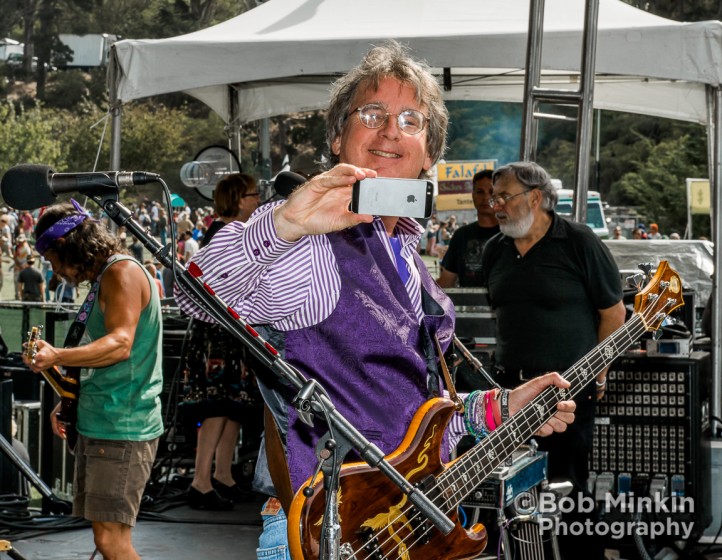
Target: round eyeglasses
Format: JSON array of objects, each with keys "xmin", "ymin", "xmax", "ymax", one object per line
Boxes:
[
  {"xmin": 488, "ymin": 190, "xmax": 530, "ymax": 208},
  {"xmin": 353, "ymin": 103, "xmax": 429, "ymax": 135}
]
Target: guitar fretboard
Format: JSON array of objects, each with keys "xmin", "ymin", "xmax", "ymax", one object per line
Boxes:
[{"xmin": 436, "ymin": 312, "xmax": 651, "ymax": 508}]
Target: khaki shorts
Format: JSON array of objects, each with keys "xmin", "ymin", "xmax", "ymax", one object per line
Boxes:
[{"xmin": 73, "ymin": 435, "xmax": 159, "ymax": 526}]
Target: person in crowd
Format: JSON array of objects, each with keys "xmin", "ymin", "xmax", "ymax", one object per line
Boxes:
[
  {"xmin": 632, "ymin": 227, "xmax": 645, "ymax": 239},
  {"xmin": 54, "ymin": 277, "xmax": 77, "ymax": 303},
  {"xmin": 17, "ymin": 258, "xmax": 45, "ymax": 302},
  {"xmin": 129, "ymin": 237, "xmax": 144, "ymax": 262},
  {"xmin": 482, "ymin": 161, "xmax": 626, "ymax": 560},
  {"xmin": 648, "ymin": 222, "xmax": 663, "ymax": 239},
  {"xmin": 19, "ymin": 210, "xmax": 34, "ymax": 235},
  {"xmin": 144, "ymin": 261, "xmax": 164, "ymax": 298},
  {"xmin": 182, "ymin": 231, "xmax": 199, "ymax": 262},
  {"xmin": 12, "ymin": 233, "xmax": 33, "ymax": 300},
  {"xmin": 669, "ymin": 231, "xmax": 681, "ymax": 240},
  {"xmin": 157, "ymin": 208, "xmax": 169, "ymax": 247},
  {"xmin": 176, "ymin": 41, "xmax": 576, "ymax": 558},
  {"xmin": 432, "ymin": 219, "xmax": 451, "ymax": 258},
  {"xmin": 176, "ymin": 212, "xmax": 193, "ymax": 236},
  {"xmin": 422, "ymin": 214, "xmax": 439, "ymax": 255},
  {"xmin": 24, "ymin": 200, "xmax": 163, "ymax": 560},
  {"xmin": 437, "ymin": 169, "xmax": 500, "ymax": 287},
  {"xmin": 0, "ymin": 214, "xmax": 13, "ymax": 249},
  {"xmin": 40, "ymin": 255, "xmax": 54, "ymax": 300},
  {"xmin": 182, "ymin": 173, "xmax": 261, "ymax": 511},
  {"xmin": 612, "ymin": 225, "xmax": 626, "ymax": 239},
  {"xmin": 159, "ymin": 262, "xmax": 175, "ymax": 301}
]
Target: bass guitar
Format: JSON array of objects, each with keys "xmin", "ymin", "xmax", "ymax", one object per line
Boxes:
[
  {"xmin": 288, "ymin": 261, "xmax": 684, "ymax": 560},
  {"xmin": 25, "ymin": 325, "xmax": 79, "ymax": 452}
]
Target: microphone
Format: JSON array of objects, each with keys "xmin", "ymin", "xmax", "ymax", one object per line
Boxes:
[
  {"xmin": 272, "ymin": 171, "xmax": 307, "ymax": 199},
  {"xmin": 1, "ymin": 164, "xmax": 160, "ymax": 210}
]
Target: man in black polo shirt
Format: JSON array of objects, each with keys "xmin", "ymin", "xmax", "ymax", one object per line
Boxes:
[
  {"xmin": 18, "ymin": 258, "xmax": 45, "ymax": 302},
  {"xmin": 482, "ymin": 161, "xmax": 625, "ymax": 559},
  {"xmin": 438, "ymin": 169, "xmax": 500, "ymax": 288}
]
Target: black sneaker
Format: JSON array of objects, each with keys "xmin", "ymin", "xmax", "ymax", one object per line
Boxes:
[
  {"xmin": 211, "ymin": 478, "xmax": 254, "ymax": 503},
  {"xmin": 187, "ymin": 486, "xmax": 234, "ymax": 511}
]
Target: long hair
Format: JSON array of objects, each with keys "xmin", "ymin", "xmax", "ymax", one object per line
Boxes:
[
  {"xmin": 35, "ymin": 201, "xmax": 127, "ymax": 282},
  {"xmin": 213, "ymin": 173, "xmax": 256, "ymax": 218},
  {"xmin": 325, "ymin": 40, "xmax": 448, "ymax": 177}
]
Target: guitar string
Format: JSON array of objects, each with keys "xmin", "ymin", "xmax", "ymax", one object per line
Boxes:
[{"xmin": 346, "ymin": 287, "xmax": 674, "ymax": 560}]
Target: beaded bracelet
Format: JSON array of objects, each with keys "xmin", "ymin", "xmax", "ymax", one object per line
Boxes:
[{"xmin": 463, "ymin": 390, "xmax": 489, "ymax": 440}]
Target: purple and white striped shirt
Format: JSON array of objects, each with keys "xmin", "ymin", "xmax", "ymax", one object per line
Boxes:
[{"xmin": 176, "ymin": 201, "xmax": 425, "ymax": 328}]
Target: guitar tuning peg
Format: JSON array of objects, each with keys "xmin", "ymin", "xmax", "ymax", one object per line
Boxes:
[
  {"xmin": 638, "ymin": 263, "xmax": 653, "ymax": 278},
  {"xmin": 626, "ymin": 273, "xmax": 646, "ymax": 291}
]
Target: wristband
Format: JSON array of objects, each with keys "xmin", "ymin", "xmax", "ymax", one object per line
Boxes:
[{"xmin": 484, "ymin": 390, "xmax": 497, "ymax": 432}]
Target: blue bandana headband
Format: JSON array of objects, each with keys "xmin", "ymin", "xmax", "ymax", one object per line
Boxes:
[{"xmin": 35, "ymin": 199, "xmax": 90, "ymax": 255}]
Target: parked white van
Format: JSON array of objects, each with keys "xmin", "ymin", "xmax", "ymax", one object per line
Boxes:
[{"xmin": 555, "ymin": 188, "xmax": 609, "ymax": 239}]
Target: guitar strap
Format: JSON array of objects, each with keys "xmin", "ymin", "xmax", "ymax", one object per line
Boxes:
[{"xmin": 434, "ymin": 333, "xmax": 463, "ymax": 412}]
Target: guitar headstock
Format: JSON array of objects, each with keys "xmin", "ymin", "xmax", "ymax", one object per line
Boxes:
[
  {"xmin": 634, "ymin": 261, "xmax": 684, "ymax": 332},
  {"xmin": 25, "ymin": 325, "xmax": 43, "ymax": 360}
]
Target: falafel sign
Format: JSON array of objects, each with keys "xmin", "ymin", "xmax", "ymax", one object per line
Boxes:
[{"xmin": 435, "ymin": 160, "xmax": 496, "ymax": 211}]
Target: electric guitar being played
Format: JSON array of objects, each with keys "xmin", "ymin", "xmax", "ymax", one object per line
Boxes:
[
  {"xmin": 25, "ymin": 325, "xmax": 80, "ymax": 452},
  {"xmin": 288, "ymin": 261, "xmax": 685, "ymax": 560}
]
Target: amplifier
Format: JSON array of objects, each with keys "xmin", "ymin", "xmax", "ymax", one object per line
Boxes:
[
  {"xmin": 12, "ymin": 400, "xmax": 41, "ymax": 472},
  {"xmin": 461, "ymin": 445, "xmax": 548, "ymax": 510},
  {"xmin": 590, "ymin": 352, "xmax": 712, "ymax": 539}
]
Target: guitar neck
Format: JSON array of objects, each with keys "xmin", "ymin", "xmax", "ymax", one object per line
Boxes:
[{"xmin": 439, "ymin": 313, "xmax": 649, "ymax": 507}]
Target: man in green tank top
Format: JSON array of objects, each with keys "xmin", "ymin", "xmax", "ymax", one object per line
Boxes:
[{"xmin": 25, "ymin": 200, "xmax": 163, "ymax": 560}]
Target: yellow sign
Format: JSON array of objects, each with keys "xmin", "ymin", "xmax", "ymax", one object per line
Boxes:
[
  {"xmin": 435, "ymin": 160, "xmax": 496, "ymax": 210},
  {"xmin": 686, "ymin": 178, "xmax": 710, "ymax": 215},
  {"xmin": 436, "ymin": 161, "xmax": 495, "ymax": 182}
]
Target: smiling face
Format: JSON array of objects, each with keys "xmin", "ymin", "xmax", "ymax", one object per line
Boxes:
[{"xmin": 331, "ymin": 77, "xmax": 432, "ymax": 179}]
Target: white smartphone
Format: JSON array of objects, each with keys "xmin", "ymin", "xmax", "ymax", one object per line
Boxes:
[{"xmin": 351, "ymin": 177, "xmax": 434, "ymax": 218}]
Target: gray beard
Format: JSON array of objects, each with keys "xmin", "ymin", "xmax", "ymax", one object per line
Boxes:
[{"xmin": 499, "ymin": 207, "xmax": 534, "ymax": 238}]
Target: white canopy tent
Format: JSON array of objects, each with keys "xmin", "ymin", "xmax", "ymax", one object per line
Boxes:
[
  {"xmin": 107, "ymin": 0, "xmax": 722, "ymax": 423},
  {"xmin": 108, "ymin": 0, "xmax": 722, "ymax": 125}
]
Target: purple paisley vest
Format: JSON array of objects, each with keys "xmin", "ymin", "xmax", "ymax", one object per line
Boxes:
[{"xmin": 273, "ymin": 223, "xmax": 455, "ymax": 491}]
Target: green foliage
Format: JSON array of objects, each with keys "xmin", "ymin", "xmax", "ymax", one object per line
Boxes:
[
  {"xmin": 44, "ymin": 69, "xmax": 90, "ymax": 110},
  {"xmin": 0, "ymin": 101, "xmax": 66, "ymax": 176}
]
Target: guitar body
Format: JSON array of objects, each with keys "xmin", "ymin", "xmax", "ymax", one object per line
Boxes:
[
  {"xmin": 54, "ymin": 366, "xmax": 79, "ymax": 452},
  {"xmin": 288, "ymin": 399, "xmax": 487, "ymax": 560}
]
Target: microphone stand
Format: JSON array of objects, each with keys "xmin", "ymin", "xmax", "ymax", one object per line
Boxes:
[{"xmin": 90, "ymin": 192, "xmax": 454, "ymax": 557}]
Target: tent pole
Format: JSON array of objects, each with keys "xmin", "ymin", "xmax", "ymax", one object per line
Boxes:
[
  {"xmin": 108, "ymin": 48, "xmax": 122, "ymax": 171},
  {"xmin": 227, "ymin": 84, "xmax": 242, "ymax": 168},
  {"xmin": 707, "ymin": 85, "xmax": 722, "ymax": 434}
]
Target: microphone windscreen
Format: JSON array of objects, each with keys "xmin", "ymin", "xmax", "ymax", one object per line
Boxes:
[
  {"xmin": 1, "ymin": 164, "xmax": 57, "ymax": 210},
  {"xmin": 273, "ymin": 171, "xmax": 307, "ymax": 198}
]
